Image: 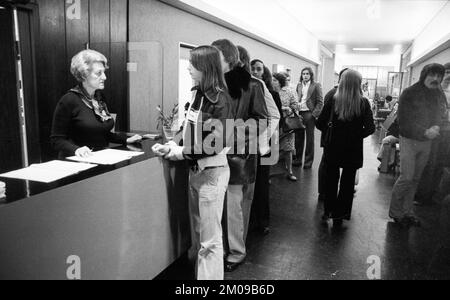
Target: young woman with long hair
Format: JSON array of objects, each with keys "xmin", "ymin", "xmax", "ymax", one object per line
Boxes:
[
  {"xmin": 152, "ymin": 45, "xmax": 233, "ymax": 279},
  {"xmin": 316, "ymin": 69, "xmax": 375, "ymax": 227}
]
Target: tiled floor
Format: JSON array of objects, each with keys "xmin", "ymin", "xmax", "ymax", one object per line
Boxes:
[{"xmin": 156, "ymin": 130, "xmax": 450, "ymax": 280}]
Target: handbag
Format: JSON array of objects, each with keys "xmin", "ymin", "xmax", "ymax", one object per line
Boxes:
[
  {"xmin": 283, "ymin": 111, "xmax": 305, "ymax": 132},
  {"xmin": 322, "ymin": 101, "xmax": 335, "ymax": 147},
  {"xmin": 228, "ymin": 154, "xmax": 257, "ymax": 184}
]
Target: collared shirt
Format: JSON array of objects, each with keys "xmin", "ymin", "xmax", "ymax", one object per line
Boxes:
[{"xmin": 299, "ymin": 81, "xmax": 311, "ymax": 111}]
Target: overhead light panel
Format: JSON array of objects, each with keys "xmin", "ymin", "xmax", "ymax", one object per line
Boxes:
[{"xmin": 352, "ymin": 47, "xmax": 379, "ymax": 51}]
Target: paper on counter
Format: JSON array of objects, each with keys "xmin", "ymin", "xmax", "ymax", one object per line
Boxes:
[
  {"xmin": 0, "ymin": 160, "xmax": 97, "ymax": 183},
  {"xmin": 66, "ymin": 149, "xmax": 144, "ymax": 165}
]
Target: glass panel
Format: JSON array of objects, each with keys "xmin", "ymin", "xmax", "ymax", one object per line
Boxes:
[
  {"xmin": 387, "ymin": 72, "xmax": 403, "ymax": 98},
  {"xmin": 127, "ymin": 41, "xmax": 163, "ymax": 132}
]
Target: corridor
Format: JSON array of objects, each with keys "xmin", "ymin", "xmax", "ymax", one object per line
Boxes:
[{"xmin": 158, "ymin": 129, "xmax": 450, "ymax": 280}]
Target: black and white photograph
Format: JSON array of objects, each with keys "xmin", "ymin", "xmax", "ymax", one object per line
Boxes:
[{"xmin": 0, "ymin": 0, "xmax": 450, "ymax": 284}]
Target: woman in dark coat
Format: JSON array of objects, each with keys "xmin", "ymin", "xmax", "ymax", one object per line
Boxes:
[{"xmin": 316, "ymin": 69, "xmax": 375, "ymax": 226}]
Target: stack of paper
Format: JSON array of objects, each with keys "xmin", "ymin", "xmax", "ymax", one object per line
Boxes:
[
  {"xmin": 141, "ymin": 133, "xmax": 161, "ymax": 140},
  {"xmin": 0, "ymin": 160, "xmax": 96, "ymax": 183},
  {"xmin": 66, "ymin": 149, "xmax": 144, "ymax": 165}
]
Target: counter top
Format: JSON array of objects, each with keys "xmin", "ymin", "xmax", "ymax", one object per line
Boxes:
[{"xmin": 0, "ymin": 136, "xmax": 163, "ymax": 204}]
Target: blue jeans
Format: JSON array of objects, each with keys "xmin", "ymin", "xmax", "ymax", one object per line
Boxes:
[{"xmin": 188, "ymin": 165, "xmax": 230, "ymax": 280}]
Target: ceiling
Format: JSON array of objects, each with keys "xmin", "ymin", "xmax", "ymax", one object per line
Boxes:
[{"xmin": 204, "ymin": 0, "xmax": 449, "ymax": 55}]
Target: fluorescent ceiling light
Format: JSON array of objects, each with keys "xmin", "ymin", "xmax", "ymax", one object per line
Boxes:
[{"xmin": 352, "ymin": 47, "xmax": 379, "ymax": 51}]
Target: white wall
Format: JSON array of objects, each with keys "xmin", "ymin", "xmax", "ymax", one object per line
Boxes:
[
  {"xmin": 410, "ymin": 47, "xmax": 450, "ymax": 85},
  {"xmin": 176, "ymin": 0, "xmax": 320, "ymax": 64},
  {"xmin": 320, "ymin": 55, "xmax": 336, "ymax": 94},
  {"xmin": 410, "ymin": 1, "xmax": 450, "ymax": 64},
  {"xmin": 129, "ymin": 0, "xmax": 318, "ymax": 131}
]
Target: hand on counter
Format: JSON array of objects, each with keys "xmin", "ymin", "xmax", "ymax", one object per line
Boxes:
[
  {"xmin": 127, "ymin": 134, "xmax": 142, "ymax": 144},
  {"xmin": 152, "ymin": 143, "xmax": 171, "ymax": 157},
  {"xmin": 75, "ymin": 146, "xmax": 93, "ymax": 158}
]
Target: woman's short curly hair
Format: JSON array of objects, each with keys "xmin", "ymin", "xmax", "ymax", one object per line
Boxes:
[
  {"xmin": 70, "ymin": 49, "xmax": 108, "ymax": 83},
  {"xmin": 273, "ymin": 72, "xmax": 287, "ymax": 88}
]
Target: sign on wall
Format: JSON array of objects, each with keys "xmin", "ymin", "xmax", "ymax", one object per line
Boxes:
[{"xmin": 66, "ymin": 0, "xmax": 81, "ymax": 20}]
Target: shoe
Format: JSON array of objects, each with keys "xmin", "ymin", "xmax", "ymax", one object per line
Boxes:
[
  {"xmin": 392, "ymin": 216, "xmax": 410, "ymax": 227},
  {"xmin": 332, "ymin": 218, "xmax": 343, "ymax": 227},
  {"xmin": 287, "ymin": 173, "xmax": 297, "ymax": 181},
  {"xmin": 224, "ymin": 261, "xmax": 242, "ymax": 272},
  {"xmin": 405, "ymin": 216, "xmax": 421, "ymax": 227},
  {"xmin": 292, "ymin": 160, "xmax": 302, "ymax": 167}
]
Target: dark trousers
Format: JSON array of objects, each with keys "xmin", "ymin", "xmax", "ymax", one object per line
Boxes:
[
  {"xmin": 324, "ymin": 164, "xmax": 357, "ymax": 219},
  {"xmin": 250, "ymin": 158, "xmax": 270, "ymax": 229},
  {"xmin": 416, "ymin": 136, "xmax": 447, "ymax": 204},
  {"xmin": 318, "ymin": 153, "xmax": 326, "ymax": 196},
  {"xmin": 295, "ymin": 111, "xmax": 315, "ymax": 167}
]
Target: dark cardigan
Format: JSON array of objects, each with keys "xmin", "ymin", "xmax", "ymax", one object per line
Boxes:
[{"xmin": 50, "ymin": 88, "xmax": 126, "ymax": 158}]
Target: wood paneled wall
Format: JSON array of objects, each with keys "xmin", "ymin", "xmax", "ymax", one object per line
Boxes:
[
  {"xmin": 0, "ymin": 3, "xmax": 40, "ymax": 199},
  {"xmin": 36, "ymin": 0, "xmax": 128, "ymax": 160},
  {"xmin": 0, "ymin": 9, "xmax": 22, "ymax": 174}
]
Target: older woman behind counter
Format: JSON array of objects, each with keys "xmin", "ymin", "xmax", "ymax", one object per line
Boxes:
[{"xmin": 51, "ymin": 49, "xmax": 141, "ymax": 158}]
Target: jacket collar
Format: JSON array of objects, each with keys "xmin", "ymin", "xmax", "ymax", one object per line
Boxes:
[
  {"xmin": 191, "ymin": 86, "xmax": 222, "ymax": 104},
  {"xmin": 224, "ymin": 66, "xmax": 251, "ymax": 100}
]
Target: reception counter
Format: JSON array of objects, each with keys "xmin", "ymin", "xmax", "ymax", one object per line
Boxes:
[{"xmin": 0, "ymin": 138, "xmax": 190, "ymax": 279}]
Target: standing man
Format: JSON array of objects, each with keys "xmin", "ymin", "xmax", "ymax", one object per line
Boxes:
[
  {"xmin": 211, "ymin": 39, "xmax": 269, "ymax": 272},
  {"xmin": 389, "ymin": 63, "xmax": 445, "ymax": 226},
  {"xmin": 294, "ymin": 67, "xmax": 323, "ymax": 169}
]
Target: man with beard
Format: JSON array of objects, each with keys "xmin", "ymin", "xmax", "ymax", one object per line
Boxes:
[
  {"xmin": 415, "ymin": 63, "xmax": 450, "ymax": 205},
  {"xmin": 389, "ymin": 63, "xmax": 445, "ymax": 226}
]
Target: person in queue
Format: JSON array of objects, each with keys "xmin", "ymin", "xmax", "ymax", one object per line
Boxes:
[
  {"xmin": 250, "ymin": 60, "xmax": 283, "ymax": 115},
  {"xmin": 249, "ymin": 59, "xmax": 283, "ymax": 235},
  {"xmin": 316, "ymin": 69, "xmax": 375, "ymax": 227},
  {"xmin": 272, "ymin": 72, "xmax": 299, "ymax": 181},
  {"xmin": 317, "ymin": 68, "xmax": 348, "ymax": 202},
  {"xmin": 152, "ymin": 45, "xmax": 233, "ymax": 280},
  {"xmin": 51, "ymin": 49, "xmax": 141, "ymax": 158},
  {"xmin": 211, "ymin": 39, "xmax": 269, "ymax": 272}
]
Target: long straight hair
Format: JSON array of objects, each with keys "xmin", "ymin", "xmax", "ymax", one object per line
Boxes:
[
  {"xmin": 300, "ymin": 67, "xmax": 314, "ymax": 83},
  {"xmin": 333, "ymin": 69, "xmax": 363, "ymax": 121},
  {"xmin": 190, "ymin": 46, "xmax": 227, "ymax": 93}
]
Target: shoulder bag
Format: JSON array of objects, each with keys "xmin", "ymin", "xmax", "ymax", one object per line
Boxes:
[{"xmin": 283, "ymin": 111, "xmax": 306, "ymax": 132}]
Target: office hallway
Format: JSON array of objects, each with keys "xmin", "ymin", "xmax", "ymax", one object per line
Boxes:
[{"xmin": 156, "ymin": 129, "xmax": 450, "ymax": 280}]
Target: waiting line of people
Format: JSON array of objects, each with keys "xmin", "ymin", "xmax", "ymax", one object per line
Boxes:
[
  {"xmin": 150, "ymin": 39, "xmax": 380, "ymax": 279},
  {"xmin": 50, "ymin": 43, "xmax": 448, "ymax": 281}
]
